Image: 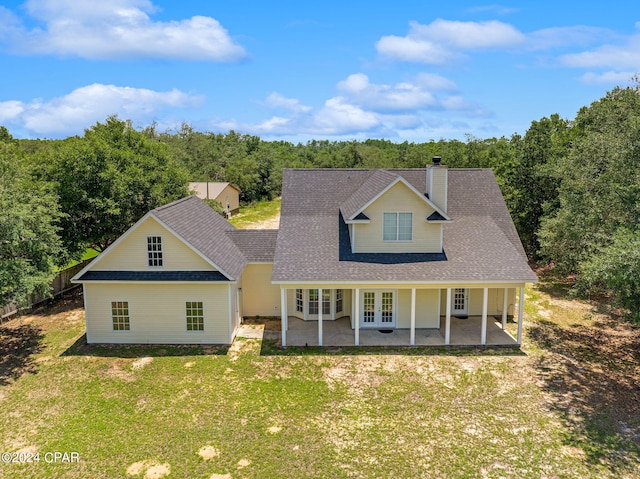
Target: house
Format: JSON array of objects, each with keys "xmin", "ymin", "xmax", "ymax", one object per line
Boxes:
[
  {"xmin": 188, "ymin": 182, "xmax": 241, "ymax": 216},
  {"xmin": 73, "ymin": 159, "xmax": 537, "ymax": 347}
]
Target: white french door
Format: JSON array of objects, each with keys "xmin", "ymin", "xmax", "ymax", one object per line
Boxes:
[
  {"xmin": 360, "ymin": 290, "xmax": 396, "ymax": 327},
  {"xmin": 451, "ymin": 288, "xmax": 469, "ymax": 315}
]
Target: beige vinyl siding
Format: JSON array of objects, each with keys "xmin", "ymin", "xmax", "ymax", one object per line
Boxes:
[
  {"xmin": 83, "ymin": 283, "xmax": 230, "ymax": 344},
  {"xmin": 397, "ymin": 289, "xmax": 440, "ymax": 328},
  {"xmin": 439, "ymin": 287, "xmax": 516, "ymax": 316},
  {"xmin": 428, "ymin": 166, "xmax": 448, "ymax": 212},
  {"xmin": 218, "ymin": 184, "xmax": 240, "ymax": 213},
  {"xmin": 241, "ymin": 264, "xmax": 281, "ymax": 317},
  {"xmin": 353, "ymin": 181, "xmax": 442, "ymax": 253},
  {"xmin": 96, "ymin": 216, "xmax": 215, "ymax": 272}
]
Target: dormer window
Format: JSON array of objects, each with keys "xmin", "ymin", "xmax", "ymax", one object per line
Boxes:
[
  {"xmin": 147, "ymin": 235, "xmax": 163, "ymax": 267},
  {"xmin": 383, "ymin": 212, "xmax": 412, "ymax": 241}
]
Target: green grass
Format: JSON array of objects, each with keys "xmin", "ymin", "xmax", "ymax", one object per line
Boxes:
[
  {"xmin": 228, "ymin": 198, "xmax": 281, "ymax": 229},
  {"xmin": 57, "ymin": 248, "xmax": 101, "ymax": 272},
  {"xmin": 1, "ymin": 284, "xmax": 639, "ymax": 479}
]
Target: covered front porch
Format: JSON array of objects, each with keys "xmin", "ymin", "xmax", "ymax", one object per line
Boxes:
[{"xmin": 279, "ymin": 286, "xmax": 526, "ymax": 347}]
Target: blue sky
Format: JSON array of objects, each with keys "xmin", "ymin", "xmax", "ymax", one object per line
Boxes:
[{"xmin": 0, "ymin": 1, "xmax": 638, "ymax": 141}]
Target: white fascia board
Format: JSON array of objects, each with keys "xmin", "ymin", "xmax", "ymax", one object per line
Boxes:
[
  {"xmin": 71, "ymin": 211, "xmax": 155, "ymax": 281},
  {"xmin": 271, "ymin": 279, "xmax": 536, "ymax": 286}
]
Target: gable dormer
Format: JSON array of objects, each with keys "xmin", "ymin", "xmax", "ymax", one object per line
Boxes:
[{"xmin": 340, "ymin": 165, "xmax": 450, "ymax": 254}]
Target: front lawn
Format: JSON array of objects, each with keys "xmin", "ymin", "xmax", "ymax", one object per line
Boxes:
[{"xmin": 0, "ymin": 277, "xmax": 638, "ymax": 478}]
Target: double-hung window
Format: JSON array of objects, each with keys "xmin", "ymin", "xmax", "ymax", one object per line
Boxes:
[
  {"xmin": 147, "ymin": 236, "xmax": 163, "ymax": 267},
  {"xmin": 111, "ymin": 301, "xmax": 130, "ymax": 331},
  {"xmin": 383, "ymin": 212, "xmax": 412, "ymax": 241},
  {"xmin": 186, "ymin": 301, "xmax": 204, "ymax": 331}
]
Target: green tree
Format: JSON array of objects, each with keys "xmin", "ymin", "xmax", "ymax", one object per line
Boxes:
[
  {"xmin": 0, "ymin": 143, "xmax": 63, "ymax": 308},
  {"xmin": 506, "ymin": 114, "xmax": 571, "ymax": 258},
  {"xmin": 539, "ymin": 87, "xmax": 640, "ymax": 273},
  {"xmin": 40, "ymin": 117, "xmax": 189, "ymax": 255},
  {"xmin": 577, "ymin": 229, "xmax": 640, "ymax": 320}
]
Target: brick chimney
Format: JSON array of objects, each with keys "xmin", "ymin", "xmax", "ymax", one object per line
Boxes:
[{"xmin": 426, "ymin": 156, "xmax": 448, "ymax": 213}]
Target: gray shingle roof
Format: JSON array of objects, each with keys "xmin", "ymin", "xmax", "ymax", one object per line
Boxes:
[
  {"xmin": 152, "ymin": 196, "xmax": 247, "ymax": 280},
  {"xmin": 339, "ymin": 169, "xmax": 399, "ymax": 220},
  {"xmin": 272, "ymin": 168, "xmax": 537, "ymax": 283},
  {"xmin": 226, "ymin": 230, "xmax": 278, "ymax": 263}
]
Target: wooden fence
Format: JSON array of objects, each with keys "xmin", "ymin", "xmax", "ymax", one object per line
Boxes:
[{"xmin": 0, "ymin": 258, "xmax": 93, "ymax": 320}]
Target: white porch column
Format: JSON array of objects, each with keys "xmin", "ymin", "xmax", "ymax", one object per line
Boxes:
[
  {"xmin": 317, "ymin": 288, "xmax": 323, "ymax": 346},
  {"xmin": 481, "ymin": 287, "xmax": 488, "ymax": 345},
  {"xmin": 280, "ymin": 288, "xmax": 287, "ymax": 347},
  {"xmin": 445, "ymin": 288, "xmax": 451, "ymax": 345},
  {"xmin": 410, "ymin": 288, "xmax": 416, "ymax": 345},
  {"xmin": 517, "ymin": 287, "xmax": 524, "ymax": 344},
  {"xmin": 502, "ymin": 287, "xmax": 508, "ymax": 330},
  {"xmin": 354, "ymin": 288, "xmax": 360, "ymax": 346}
]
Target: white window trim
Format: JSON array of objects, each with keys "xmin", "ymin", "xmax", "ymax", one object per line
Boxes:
[
  {"xmin": 111, "ymin": 300, "xmax": 131, "ymax": 332},
  {"xmin": 382, "ymin": 212, "xmax": 413, "ymax": 242},
  {"xmin": 185, "ymin": 301, "xmax": 205, "ymax": 332},
  {"xmin": 146, "ymin": 235, "xmax": 164, "ymax": 268}
]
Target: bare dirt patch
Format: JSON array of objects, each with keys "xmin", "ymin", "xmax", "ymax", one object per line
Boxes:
[
  {"xmin": 243, "ymin": 214, "xmax": 280, "ymax": 230},
  {"xmin": 208, "ymin": 474, "xmax": 231, "ymax": 479},
  {"xmin": 237, "ymin": 458, "xmax": 250, "ymax": 469},
  {"xmin": 268, "ymin": 426, "xmax": 282, "ymax": 434},
  {"xmin": 198, "ymin": 445, "xmax": 219, "ymax": 460},
  {"xmin": 126, "ymin": 460, "xmax": 170, "ymax": 478},
  {"xmin": 132, "ymin": 357, "xmax": 153, "ymax": 370},
  {"xmin": 184, "ymin": 361, "xmax": 195, "ymax": 369},
  {"xmin": 144, "ymin": 463, "xmax": 170, "ymax": 479}
]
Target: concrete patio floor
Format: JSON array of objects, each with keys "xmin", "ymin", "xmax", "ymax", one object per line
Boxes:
[{"xmin": 281, "ymin": 315, "xmax": 518, "ymax": 347}]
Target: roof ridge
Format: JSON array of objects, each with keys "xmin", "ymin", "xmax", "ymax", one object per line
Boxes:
[{"xmin": 152, "ymin": 195, "xmax": 197, "ymax": 212}]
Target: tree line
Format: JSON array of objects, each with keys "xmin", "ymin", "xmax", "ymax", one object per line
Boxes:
[{"xmin": 2, "ymin": 86, "xmax": 639, "ymax": 319}]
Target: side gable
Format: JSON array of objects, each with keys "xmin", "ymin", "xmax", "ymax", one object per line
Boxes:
[
  {"xmin": 88, "ymin": 215, "xmax": 218, "ymax": 272},
  {"xmin": 74, "ymin": 196, "xmax": 248, "ymax": 282}
]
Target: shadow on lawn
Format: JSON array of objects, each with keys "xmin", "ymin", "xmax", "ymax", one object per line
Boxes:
[
  {"xmin": 62, "ymin": 334, "xmax": 230, "ymax": 358},
  {"xmin": 528, "ymin": 315, "xmax": 640, "ymax": 471},
  {"xmin": 0, "ymin": 323, "xmax": 44, "ymax": 386}
]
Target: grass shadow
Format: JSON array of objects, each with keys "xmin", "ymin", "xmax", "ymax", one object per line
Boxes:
[
  {"xmin": 0, "ymin": 323, "xmax": 44, "ymax": 386},
  {"xmin": 62, "ymin": 334, "xmax": 230, "ymax": 358},
  {"xmin": 528, "ymin": 315, "xmax": 640, "ymax": 471}
]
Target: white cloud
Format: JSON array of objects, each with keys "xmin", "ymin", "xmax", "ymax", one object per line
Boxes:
[
  {"xmin": 377, "ymin": 19, "xmax": 524, "ymax": 63},
  {"xmin": 580, "ymin": 71, "xmax": 636, "ymax": 85},
  {"xmin": 3, "ymin": 83, "xmax": 202, "ymax": 135},
  {"xmin": 337, "ymin": 73, "xmax": 438, "ymax": 112},
  {"xmin": 376, "ymin": 19, "xmax": 616, "ymax": 65},
  {"xmin": 527, "ymin": 26, "xmax": 615, "ymax": 51},
  {"xmin": 560, "ymin": 36, "xmax": 640, "ymax": 69},
  {"xmin": 264, "ymin": 93, "xmax": 312, "ymax": 113},
  {"xmin": 0, "ymin": 0, "xmax": 246, "ymax": 60},
  {"xmin": 215, "ymin": 73, "xmax": 485, "ymax": 138},
  {"xmin": 0, "ymin": 100, "xmax": 25, "ymax": 122}
]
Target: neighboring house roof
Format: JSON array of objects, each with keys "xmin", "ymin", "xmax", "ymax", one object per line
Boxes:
[
  {"xmin": 226, "ymin": 230, "xmax": 278, "ymax": 263},
  {"xmin": 189, "ymin": 182, "xmax": 241, "ymax": 200},
  {"xmin": 151, "ymin": 196, "xmax": 247, "ymax": 280},
  {"xmin": 271, "ymin": 168, "xmax": 537, "ymax": 283}
]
